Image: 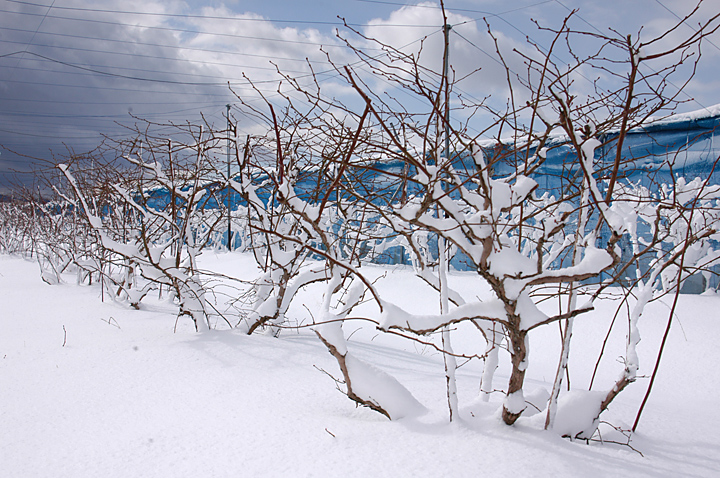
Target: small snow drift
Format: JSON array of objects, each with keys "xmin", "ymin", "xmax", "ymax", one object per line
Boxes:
[
  {"xmin": 344, "ymin": 353, "xmax": 427, "ymax": 420},
  {"xmin": 316, "ymin": 327, "xmax": 426, "ymax": 420},
  {"xmin": 552, "ymin": 390, "xmax": 605, "ymax": 439}
]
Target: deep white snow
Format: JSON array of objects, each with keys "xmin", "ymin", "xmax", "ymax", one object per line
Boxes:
[{"xmin": 2, "ymin": 253, "xmax": 720, "ymax": 477}]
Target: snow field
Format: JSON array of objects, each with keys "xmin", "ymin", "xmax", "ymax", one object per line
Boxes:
[{"xmin": 2, "ymin": 254, "xmax": 720, "ymax": 477}]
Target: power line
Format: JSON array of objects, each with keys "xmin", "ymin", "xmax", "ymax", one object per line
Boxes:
[
  {"xmin": 0, "ymin": 104, "xmax": 228, "ymax": 119},
  {"xmin": 0, "ymin": 19, "xmax": 443, "ymax": 91},
  {"xmin": 0, "ymin": 50, "xmax": 327, "ymax": 86},
  {"xmin": 1, "ymin": 50, "xmax": 240, "ymax": 86},
  {"xmin": 0, "ymin": 24, "xmax": 336, "ymax": 65},
  {"xmin": 0, "ymin": 96, "xmax": 232, "ymax": 107},
  {"xmin": 0, "ymin": 0, "xmax": 568, "ymax": 100},
  {"xmin": 0, "ymin": 4, "xmax": 440, "ymax": 174},
  {"xmin": 0, "ymin": 126, "xmax": 101, "ymax": 139},
  {"xmin": 451, "ymin": 29, "xmax": 510, "ymax": 72},
  {"xmin": 552, "ymin": 0, "xmax": 710, "ymax": 112},
  {"xmin": 350, "ymin": 0, "xmax": 555, "ymax": 17},
  {"xmin": 0, "ymin": 37, "xmax": 329, "ymax": 84},
  {"xmin": 0, "ymin": 76, "xmax": 240, "ymax": 95},
  {"xmin": 3, "ymin": 0, "xmax": 441, "ymax": 28},
  {"xmin": 0, "ymin": 22, "xmax": 350, "ymax": 86},
  {"xmin": 653, "ymin": 0, "xmax": 720, "ymax": 53},
  {"xmin": 5, "ymin": 0, "xmax": 54, "ymax": 82},
  {"xmin": 0, "ymin": 39, "xmax": 339, "ymax": 93},
  {"xmin": 0, "ymin": 49, "xmax": 312, "ymax": 81},
  {"xmin": 0, "ymin": 8, "xmax": 376, "ymax": 51},
  {"xmin": 0, "ymin": 21, "xmax": 488, "ymax": 149}
]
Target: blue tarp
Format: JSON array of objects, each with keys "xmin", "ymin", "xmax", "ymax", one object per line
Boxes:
[{"xmin": 145, "ymin": 112, "xmax": 720, "ymax": 289}]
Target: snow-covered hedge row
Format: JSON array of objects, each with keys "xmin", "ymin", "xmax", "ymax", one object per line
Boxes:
[{"xmin": 3, "ymin": 4, "xmax": 720, "ymax": 438}]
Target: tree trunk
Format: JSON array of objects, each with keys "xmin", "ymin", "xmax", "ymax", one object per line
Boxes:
[{"xmin": 502, "ymin": 328, "xmax": 528, "ymax": 425}]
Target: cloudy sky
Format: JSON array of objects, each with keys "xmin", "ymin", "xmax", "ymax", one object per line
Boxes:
[{"xmin": 1, "ymin": 0, "xmax": 719, "ymax": 193}]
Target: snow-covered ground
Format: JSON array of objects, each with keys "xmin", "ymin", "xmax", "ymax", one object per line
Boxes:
[{"xmin": 2, "ymin": 252, "xmax": 720, "ymax": 477}]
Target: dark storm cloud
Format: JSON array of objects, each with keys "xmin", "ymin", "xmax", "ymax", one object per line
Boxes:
[{"xmin": 0, "ymin": 0, "xmax": 338, "ymax": 191}]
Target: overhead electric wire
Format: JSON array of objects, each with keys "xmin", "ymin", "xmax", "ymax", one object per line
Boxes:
[
  {"xmin": 0, "ymin": 24, "xmax": 335, "ymax": 66},
  {"xmin": 0, "ymin": 5, "xmax": 443, "ymax": 175},
  {"xmin": 0, "ymin": 126, "xmax": 101, "ymax": 139},
  {"xmin": 0, "ymin": 2, "xmax": 492, "ymax": 97},
  {"xmin": 1, "ymin": 51, "xmax": 245, "ymax": 86},
  {"xmin": 0, "ymin": 103, "xmax": 230, "ymax": 118},
  {"xmin": 0, "ymin": 8, "xmax": 380, "ymax": 51},
  {"xmin": 552, "ymin": 0, "xmax": 710, "ymax": 112},
  {"xmin": 2, "ymin": 0, "xmax": 717, "ymax": 178},
  {"xmin": 0, "ymin": 27, "xmax": 318, "ymax": 73},
  {"xmin": 3, "ymin": 0, "xmax": 441, "ymax": 28},
  {"xmin": 0, "ymin": 38, "xmax": 335, "ymax": 90},
  {"xmin": 0, "ymin": 76, "xmax": 240, "ymax": 96},
  {"xmin": 0, "ymin": 49, "xmax": 340, "ymax": 87},
  {"xmin": 0, "ymin": 96, "xmax": 234, "ymax": 107},
  {"xmin": 0, "ymin": 14, "xmax": 444, "ymax": 92},
  {"xmin": 0, "ymin": 23, "xmax": 347, "ymax": 86},
  {"xmin": 350, "ymin": 0, "xmax": 556, "ymax": 17},
  {"xmin": 0, "ymin": 19, "xmax": 478, "ymax": 150},
  {"xmin": 5, "ymin": 0, "xmax": 54, "ymax": 82},
  {"xmin": 652, "ymin": 0, "xmax": 720, "ymax": 53},
  {"xmin": 0, "ymin": 50, "xmax": 312, "ymax": 82},
  {"xmin": 450, "ymin": 29, "xmax": 514, "ymax": 73}
]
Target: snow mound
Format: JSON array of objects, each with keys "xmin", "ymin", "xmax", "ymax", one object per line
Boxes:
[
  {"xmin": 345, "ymin": 354, "xmax": 426, "ymax": 420},
  {"xmin": 522, "ymin": 387, "xmax": 550, "ymax": 417},
  {"xmin": 553, "ymin": 390, "xmax": 605, "ymax": 438}
]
